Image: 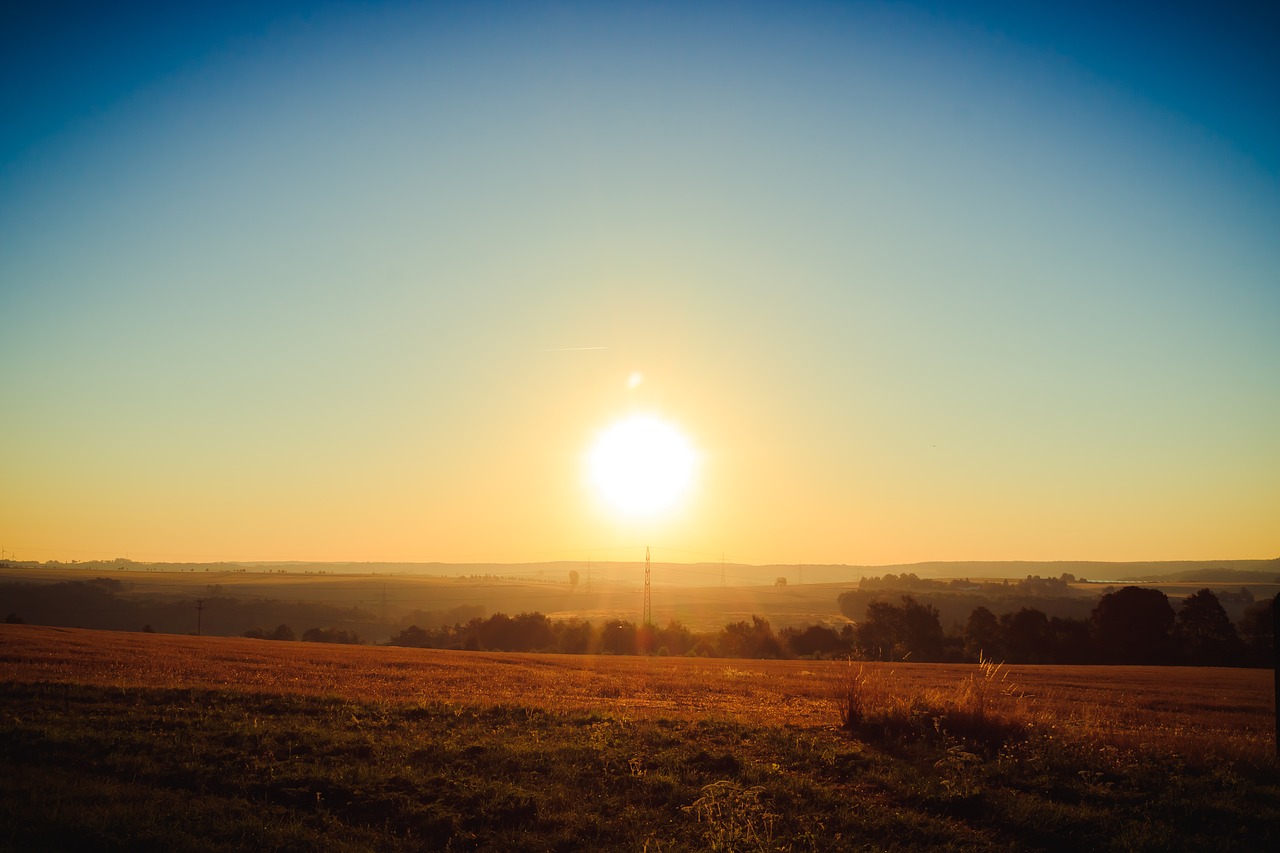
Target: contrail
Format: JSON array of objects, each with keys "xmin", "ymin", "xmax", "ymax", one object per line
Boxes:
[{"xmin": 534, "ymin": 346, "xmax": 609, "ymax": 352}]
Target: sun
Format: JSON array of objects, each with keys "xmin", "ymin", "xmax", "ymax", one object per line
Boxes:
[{"xmin": 589, "ymin": 415, "xmax": 696, "ymax": 516}]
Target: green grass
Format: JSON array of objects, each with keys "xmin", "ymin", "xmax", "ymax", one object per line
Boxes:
[{"xmin": 2, "ymin": 679, "xmax": 1278, "ymax": 851}]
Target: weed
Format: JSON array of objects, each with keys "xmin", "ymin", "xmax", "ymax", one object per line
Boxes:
[
  {"xmin": 683, "ymin": 780, "xmax": 779, "ymax": 852},
  {"xmin": 831, "ymin": 660, "xmax": 894, "ymax": 733},
  {"xmin": 933, "ymin": 741, "xmax": 985, "ymax": 799}
]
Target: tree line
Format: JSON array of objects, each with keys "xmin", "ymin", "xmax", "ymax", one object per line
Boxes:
[
  {"xmin": 849, "ymin": 586, "xmax": 1273, "ymax": 666},
  {"xmin": 384, "ymin": 613, "xmax": 791, "ymax": 658},
  {"xmin": 0, "ymin": 578, "xmax": 480, "ymax": 643},
  {"xmin": 3, "ymin": 578, "xmax": 1272, "ymax": 666},
  {"xmin": 375, "ymin": 586, "xmax": 1272, "ymax": 666}
]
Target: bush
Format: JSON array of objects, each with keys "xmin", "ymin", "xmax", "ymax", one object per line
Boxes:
[
  {"xmin": 833, "ymin": 656, "xmax": 1030, "ymax": 750},
  {"xmin": 301, "ymin": 627, "xmax": 363, "ymax": 644}
]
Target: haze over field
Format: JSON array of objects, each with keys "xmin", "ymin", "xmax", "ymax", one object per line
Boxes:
[{"xmin": 2, "ymin": 1, "xmax": 1277, "ymax": 567}]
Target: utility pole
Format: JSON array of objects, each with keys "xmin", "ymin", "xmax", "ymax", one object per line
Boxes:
[
  {"xmin": 643, "ymin": 546, "xmax": 652, "ymax": 625},
  {"xmin": 195, "ymin": 599, "xmax": 204, "ymax": 636}
]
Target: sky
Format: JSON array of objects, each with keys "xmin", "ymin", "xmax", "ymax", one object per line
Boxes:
[{"xmin": 2, "ymin": 1, "xmax": 1277, "ymax": 567}]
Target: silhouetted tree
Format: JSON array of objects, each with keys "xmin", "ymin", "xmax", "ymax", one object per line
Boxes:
[
  {"xmin": 270, "ymin": 623, "xmax": 295, "ymax": 641},
  {"xmin": 1001, "ymin": 608, "xmax": 1053, "ymax": 664},
  {"xmin": 781, "ymin": 624, "xmax": 848, "ymax": 658},
  {"xmin": 1047, "ymin": 616, "xmax": 1094, "ymax": 664},
  {"xmin": 718, "ymin": 616, "xmax": 784, "ymax": 659},
  {"xmin": 600, "ymin": 620, "xmax": 637, "ymax": 655},
  {"xmin": 963, "ymin": 606, "xmax": 1002, "ymax": 660},
  {"xmin": 512, "ymin": 612, "xmax": 554, "ymax": 651},
  {"xmin": 853, "ymin": 596, "xmax": 944, "ymax": 661},
  {"xmin": 302, "ymin": 627, "xmax": 362, "ymax": 644},
  {"xmin": 555, "ymin": 618, "xmax": 593, "ymax": 654},
  {"xmin": 1092, "ymin": 586, "xmax": 1175, "ymax": 664},
  {"xmin": 1237, "ymin": 597, "xmax": 1275, "ymax": 667},
  {"xmin": 388, "ymin": 625, "xmax": 432, "ymax": 648},
  {"xmin": 568, "ymin": 569, "xmax": 580, "ymax": 592},
  {"xmin": 1175, "ymin": 589, "xmax": 1242, "ymax": 666},
  {"xmin": 656, "ymin": 620, "xmax": 695, "ymax": 656}
]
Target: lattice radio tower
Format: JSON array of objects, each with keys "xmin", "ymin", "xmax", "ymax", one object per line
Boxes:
[{"xmin": 643, "ymin": 546, "xmax": 652, "ymax": 625}]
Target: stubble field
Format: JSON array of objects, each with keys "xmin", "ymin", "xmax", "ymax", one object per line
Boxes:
[{"xmin": 1, "ymin": 624, "xmax": 1277, "ymax": 851}]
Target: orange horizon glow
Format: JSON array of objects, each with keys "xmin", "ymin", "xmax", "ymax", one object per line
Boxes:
[{"xmin": 1, "ymin": 4, "xmax": 1276, "ymax": 569}]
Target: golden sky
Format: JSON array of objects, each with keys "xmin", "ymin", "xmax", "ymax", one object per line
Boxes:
[{"xmin": 2, "ymin": 2, "xmax": 1277, "ymax": 565}]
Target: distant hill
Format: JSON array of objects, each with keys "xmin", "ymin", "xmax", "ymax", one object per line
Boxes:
[
  {"xmin": 1120, "ymin": 565, "xmax": 1280, "ymax": 584},
  {"xmin": 4, "ymin": 557, "xmax": 1277, "ymax": 586}
]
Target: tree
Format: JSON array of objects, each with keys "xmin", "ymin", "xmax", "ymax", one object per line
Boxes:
[
  {"xmin": 718, "ymin": 616, "xmax": 784, "ymax": 659},
  {"xmin": 568, "ymin": 569, "xmax": 580, "ymax": 592},
  {"xmin": 1237, "ymin": 596, "xmax": 1275, "ymax": 667},
  {"xmin": 1092, "ymin": 586, "xmax": 1175, "ymax": 664},
  {"xmin": 854, "ymin": 600, "xmax": 902, "ymax": 661},
  {"xmin": 388, "ymin": 625, "xmax": 432, "ymax": 648},
  {"xmin": 555, "ymin": 618, "xmax": 593, "ymax": 654},
  {"xmin": 775, "ymin": 577, "xmax": 787, "ymax": 587},
  {"xmin": 853, "ymin": 596, "xmax": 943, "ymax": 661},
  {"xmin": 656, "ymin": 620, "xmax": 695, "ymax": 656},
  {"xmin": 1175, "ymin": 589, "xmax": 1241, "ymax": 666},
  {"xmin": 1047, "ymin": 616, "xmax": 1094, "ymax": 664},
  {"xmin": 1001, "ymin": 608, "xmax": 1052, "ymax": 664},
  {"xmin": 781, "ymin": 623, "xmax": 848, "ymax": 658},
  {"xmin": 511, "ymin": 612, "xmax": 554, "ymax": 651},
  {"xmin": 635, "ymin": 622, "xmax": 659, "ymax": 655},
  {"xmin": 302, "ymin": 627, "xmax": 362, "ymax": 644},
  {"xmin": 270, "ymin": 623, "xmax": 295, "ymax": 641},
  {"xmin": 963, "ymin": 606, "xmax": 1002, "ymax": 661},
  {"xmin": 600, "ymin": 620, "xmax": 637, "ymax": 655}
]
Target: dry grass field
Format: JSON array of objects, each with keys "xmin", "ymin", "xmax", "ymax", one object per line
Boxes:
[
  {"xmin": 2, "ymin": 624, "xmax": 1273, "ymax": 759},
  {"xmin": 2, "ymin": 624, "xmax": 1277, "ymax": 851}
]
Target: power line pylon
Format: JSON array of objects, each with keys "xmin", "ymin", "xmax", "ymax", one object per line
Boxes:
[{"xmin": 643, "ymin": 546, "xmax": 651, "ymax": 626}]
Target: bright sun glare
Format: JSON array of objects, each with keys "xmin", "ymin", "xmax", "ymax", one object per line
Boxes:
[{"xmin": 589, "ymin": 416, "xmax": 695, "ymax": 516}]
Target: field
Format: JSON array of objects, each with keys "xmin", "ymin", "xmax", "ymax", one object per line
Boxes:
[
  {"xmin": 2, "ymin": 625, "xmax": 1278, "ymax": 850},
  {"xmin": 0, "ymin": 564, "xmax": 866, "ymax": 638},
  {"xmin": 7, "ymin": 564, "xmax": 1277, "ymax": 643}
]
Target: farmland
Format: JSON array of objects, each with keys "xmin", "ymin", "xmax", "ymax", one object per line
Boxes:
[
  {"xmin": 1, "ymin": 625, "xmax": 1277, "ymax": 851},
  {"xmin": 0, "ymin": 564, "xmax": 866, "ymax": 640}
]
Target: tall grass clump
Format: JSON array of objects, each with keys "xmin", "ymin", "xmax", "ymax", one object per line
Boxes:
[
  {"xmin": 834, "ymin": 656, "xmax": 1031, "ymax": 750},
  {"xmin": 832, "ymin": 662, "xmax": 893, "ymax": 733},
  {"xmin": 939, "ymin": 655, "xmax": 1030, "ymax": 747}
]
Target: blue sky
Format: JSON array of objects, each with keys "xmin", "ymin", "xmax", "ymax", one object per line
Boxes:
[{"xmin": 2, "ymin": 1, "xmax": 1277, "ymax": 564}]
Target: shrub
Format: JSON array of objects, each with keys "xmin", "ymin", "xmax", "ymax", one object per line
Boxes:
[{"xmin": 833, "ymin": 656, "xmax": 1030, "ymax": 750}]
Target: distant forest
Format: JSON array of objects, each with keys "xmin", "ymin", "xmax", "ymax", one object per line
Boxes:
[
  {"xmin": 376, "ymin": 583, "xmax": 1272, "ymax": 667},
  {"xmin": 0, "ymin": 577, "xmax": 481, "ymax": 643},
  {"xmin": 3, "ymin": 575, "xmax": 1272, "ymax": 667},
  {"xmin": 839, "ymin": 572, "xmax": 1264, "ymax": 625}
]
